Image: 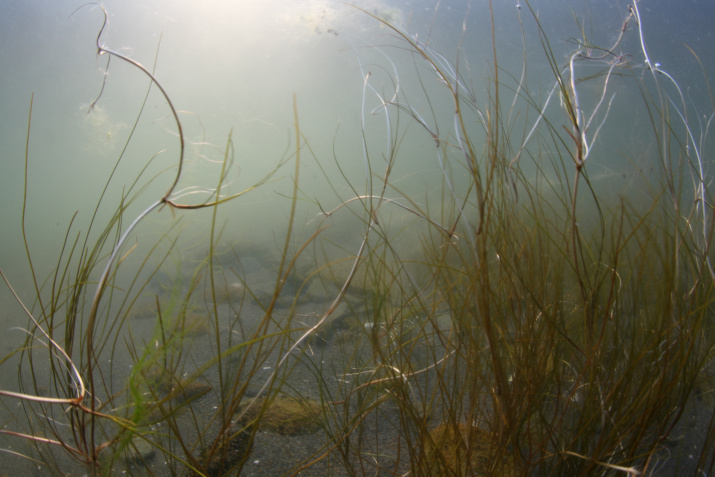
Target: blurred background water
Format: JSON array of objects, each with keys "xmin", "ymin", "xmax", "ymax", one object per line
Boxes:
[{"xmin": 0, "ymin": 0, "xmax": 713, "ymax": 301}]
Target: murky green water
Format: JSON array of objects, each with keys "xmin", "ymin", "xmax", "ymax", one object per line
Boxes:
[{"xmin": 1, "ymin": 0, "xmax": 713, "ymax": 475}]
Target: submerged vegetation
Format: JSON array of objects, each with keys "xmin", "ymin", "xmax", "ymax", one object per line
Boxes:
[{"xmin": 1, "ymin": 1, "xmax": 713, "ymax": 476}]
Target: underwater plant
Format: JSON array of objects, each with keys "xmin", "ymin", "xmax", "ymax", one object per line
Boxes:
[{"xmin": 0, "ymin": 1, "xmax": 713, "ymax": 476}]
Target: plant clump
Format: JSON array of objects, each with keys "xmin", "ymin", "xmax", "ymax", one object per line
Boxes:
[
  {"xmin": 424, "ymin": 423, "xmax": 519, "ymax": 476},
  {"xmin": 238, "ymin": 395, "xmax": 324, "ymax": 436}
]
